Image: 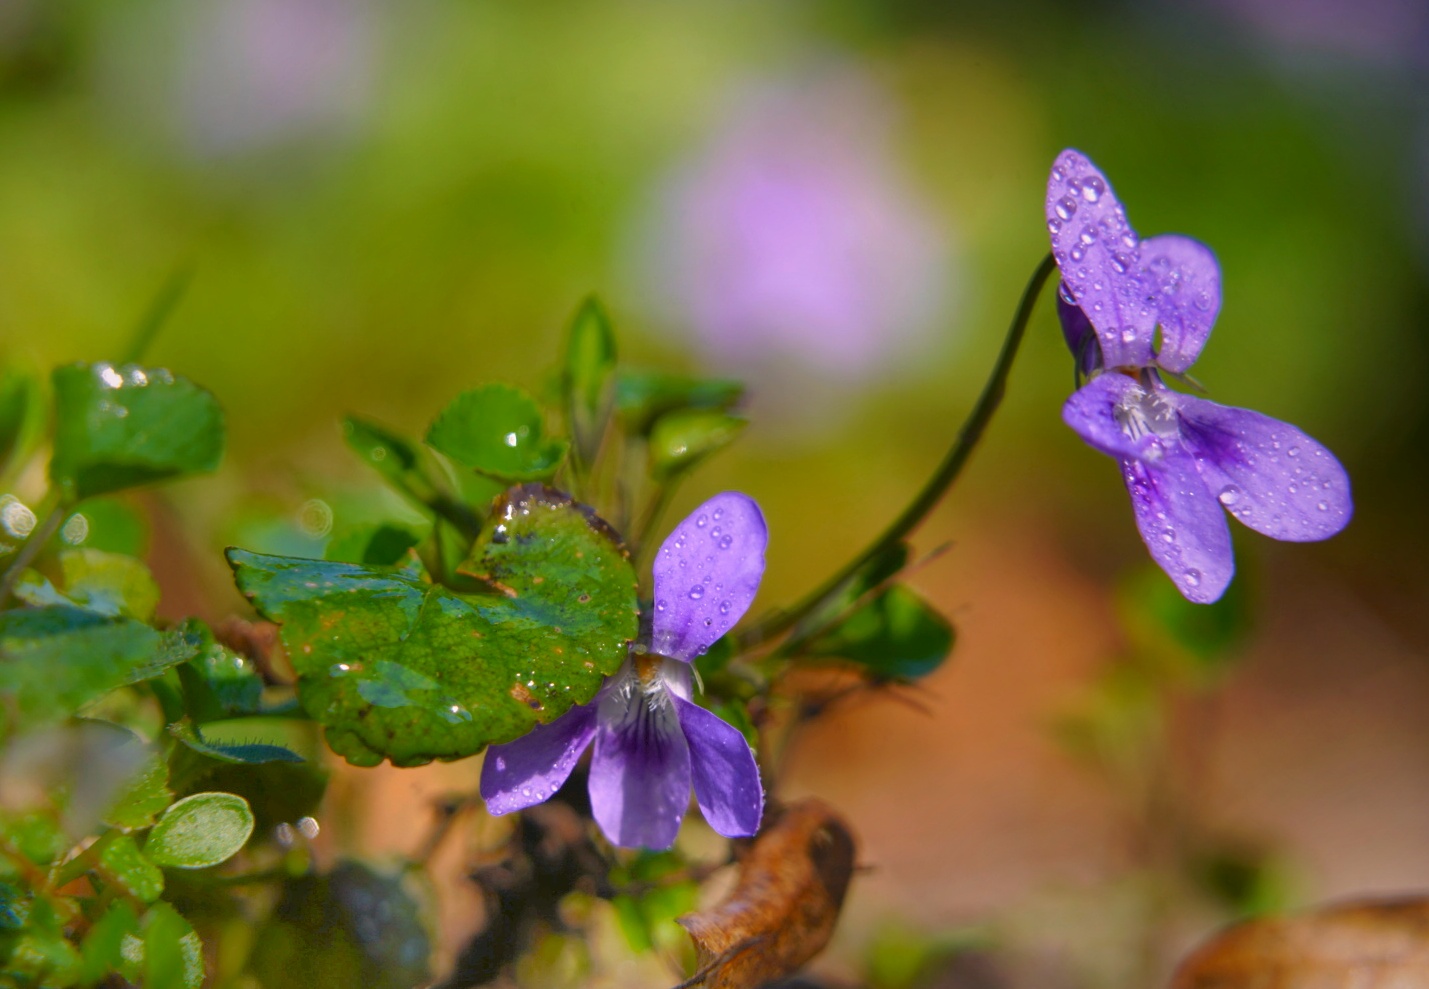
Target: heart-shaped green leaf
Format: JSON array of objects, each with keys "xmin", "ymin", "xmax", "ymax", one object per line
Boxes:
[
  {"xmin": 228, "ymin": 484, "xmax": 638, "ymax": 767},
  {"xmin": 50, "ymin": 362, "xmax": 225, "ymax": 501},
  {"xmin": 144, "ymin": 792, "xmax": 254, "ymax": 869},
  {"xmin": 425, "ymin": 384, "xmax": 568, "ymax": 483}
]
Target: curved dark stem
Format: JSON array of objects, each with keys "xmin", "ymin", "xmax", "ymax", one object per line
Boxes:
[{"xmin": 735, "ymin": 253, "xmax": 1058, "ymax": 650}]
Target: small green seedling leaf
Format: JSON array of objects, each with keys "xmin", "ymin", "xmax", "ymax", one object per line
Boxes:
[
  {"xmin": 0, "ymin": 607, "xmax": 200, "ymax": 734},
  {"xmin": 78, "ymin": 901, "xmax": 140, "ymax": 985},
  {"xmin": 59, "ymin": 549, "xmax": 161, "ymax": 621},
  {"xmin": 98, "ymin": 833, "xmax": 164, "ymax": 902},
  {"xmin": 800, "ymin": 586, "xmax": 954, "ymax": 681},
  {"xmin": 229, "ymin": 484, "xmax": 638, "ymax": 766},
  {"xmin": 343, "ymin": 417, "xmax": 428, "ymax": 493},
  {"xmin": 121, "ymin": 901, "xmax": 204, "ymax": 989},
  {"xmin": 615, "ymin": 369, "xmax": 744, "ymax": 436},
  {"xmin": 50, "ymin": 362, "xmax": 224, "ymax": 501},
  {"xmin": 426, "ymin": 384, "xmax": 568, "ymax": 483},
  {"xmin": 564, "ymin": 296, "xmax": 618, "ymax": 469},
  {"xmin": 145, "ymin": 792, "xmax": 254, "ymax": 869},
  {"xmin": 648, "ymin": 409, "xmax": 746, "ymax": 481}
]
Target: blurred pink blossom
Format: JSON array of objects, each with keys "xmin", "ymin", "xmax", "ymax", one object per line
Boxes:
[{"xmin": 641, "ymin": 70, "xmax": 954, "ymax": 387}]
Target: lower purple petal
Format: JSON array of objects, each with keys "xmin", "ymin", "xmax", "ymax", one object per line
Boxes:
[
  {"xmin": 673, "ymin": 696, "xmax": 763, "ymax": 838},
  {"xmin": 1063, "ymin": 373, "xmax": 1165, "ymax": 461},
  {"xmin": 480, "ymin": 703, "xmax": 598, "ymax": 815},
  {"xmin": 1121, "ymin": 449, "xmax": 1234, "ymax": 603},
  {"xmin": 589, "ymin": 691, "xmax": 692, "ymax": 849},
  {"xmin": 1175, "ymin": 395, "xmax": 1353, "ymax": 542}
]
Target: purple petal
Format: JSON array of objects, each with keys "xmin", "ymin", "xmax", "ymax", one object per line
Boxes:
[
  {"xmin": 1121, "ymin": 448, "xmax": 1235, "ymax": 603},
  {"xmin": 673, "ymin": 695, "xmax": 763, "ymax": 838},
  {"xmin": 1175, "ymin": 394, "xmax": 1353, "ymax": 541},
  {"xmin": 1137, "ymin": 235, "xmax": 1221, "ymax": 373},
  {"xmin": 1046, "ymin": 150, "xmax": 1154, "ymax": 368},
  {"xmin": 1063, "ymin": 373, "xmax": 1167, "ymax": 461},
  {"xmin": 590, "ymin": 689, "xmax": 692, "ymax": 849},
  {"xmin": 480, "ymin": 702, "xmax": 597, "ymax": 815},
  {"xmin": 651, "ymin": 492, "xmax": 767, "ymax": 663}
]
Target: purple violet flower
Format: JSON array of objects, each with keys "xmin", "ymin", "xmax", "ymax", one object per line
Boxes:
[
  {"xmin": 1047, "ymin": 149, "xmax": 1352, "ymax": 603},
  {"xmin": 480, "ymin": 492, "xmax": 766, "ymax": 849}
]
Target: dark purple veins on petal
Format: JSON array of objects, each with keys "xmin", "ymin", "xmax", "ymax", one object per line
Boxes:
[
  {"xmin": 651, "ymin": 491, "xmax": 767, "ymax": 662},
  {"xmin": 589, "ymin": 684, "xmax": 692, "ymax": 850}
]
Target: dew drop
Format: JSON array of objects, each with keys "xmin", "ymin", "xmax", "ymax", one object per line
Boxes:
[
  {"xmin": 1047, "ymin": 217, "xmax": 1063, "ymax": 235},
  {"xmin": 688, "ymin": 586, "xmax": 704, "ymax": 600},
  {"xmin": 713, "ymin": 508, "xmax": 723, "ymax": 520},
  {"xmin": 1317, "ymin": 501, "xmax": 1328, "ymax": 511},
  {"xmin": 1069, "ymin": 244, "xmax": 1086, "ymax": 262},
  {"xmin": 656, "ymin": 599, "xmax": 667, "ymax": 612},
  {"xmin": 1121, "ymin": 328, "xmax": 1136, "ymax": 343},
  {"xmin": 1287, "ymin": 446, "xmax": 1300, "ymax": 457},
  {"xmin": 718, "ymin": 534, "xmax": 734, "ymax": 550},
  {"xmin": 521, "ymin": 787, "xmax": 532, "ymax": 797},
  {"xmin": 495, "ymin": 756, "xmax": 506, "ymax": 771},
  {"xmin": 1078, "ymin": 227, "xmax": 1096, "ymax": 246},
  {"xmin": 1184, "ymin": 569, "xmax": 1202, "ymax": 588},
  {"xmin": 1218, "ymin": 486, "xmax": 1240, "ymax": 506},
  {"xmin": 1055, "ymin": 196, "xmax": 1078, "ymax": 220},
  {"xmin": 696, "ymin": 514, "xmax": 707, "ymax": 527}
]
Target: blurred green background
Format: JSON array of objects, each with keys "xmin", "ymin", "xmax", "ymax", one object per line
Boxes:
[{"xmin": 2, "ymin": 0, "xmax": 1427, "ymax": 983}]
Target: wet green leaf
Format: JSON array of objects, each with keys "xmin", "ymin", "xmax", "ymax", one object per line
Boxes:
[
  {"xmin": 145, "ymin": 792, "xmax": 254, "ymax": 870},
  {"xmin": 246, "ymin": 861, "xmax": 431, "ymax": 989},
  {"xmin": 800, "ymin": 586, "xmax": 954, "ymax": 681},
  {"xmin": 564, "ymin": 296, "xmax": 617, "ymax": 468},
  {"xmin": 121, "ymin": 901, "xmax": 204, "ymax": 989},
  {"xmin": 103, "ymin": 754, "xmax": 172, "ymax": 831},
  {"xmin": 426, "ymin": 384, "xmax": 568, "ymax": 483},
  {"xmin": 648, "ymin": 409, "xmax": 746, "ymax": 481},
  {"xmin": 229, "ymin": 485, "xmax": 638, "ymax": 766},
  {"xmin": 614, "ymin": 370, "xmax": 744, "ymax": 436},
  {"xmin": 173, "ymin": 753, "xmax": 327, "ymax": 837},
  {"xmin": 50, "ymin": 362, "xmax": 224, "ymax": 501},
  {"xmin": 98, "ymin": 833, "xmax": 164, "ymax": 903},
  {"xmin": 0, "ymin": 607, "xmax": 201, "ymax": 734},
  {"xmin": 0, "ymin": 814, "xmax": 67, "ymax": 869},
  {"xmin": 173, "ymin": 619, "xmax": 264, "ymax": 723}
]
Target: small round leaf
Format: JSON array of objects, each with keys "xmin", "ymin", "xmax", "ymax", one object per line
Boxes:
[{"xmin": 145, "ymin": 791, "xmax": 254, "ymax": 869}]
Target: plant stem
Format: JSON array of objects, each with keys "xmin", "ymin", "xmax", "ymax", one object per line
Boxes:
[
  {"xmin": 123, "ymin": 265, "xmax": 193, "ymax": 365},
  {"xmin": 736, "ymin": 253, "xmax": 1057, "ymax": 649},
  {"xmin": 0, "ymin": 493, "xmax": 67, "ymax": 608}
]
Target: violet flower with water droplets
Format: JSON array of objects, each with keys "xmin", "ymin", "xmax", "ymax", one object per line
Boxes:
[
  {"xmin": 1047, "ymin": 149, "xmax": 1352, "ymax": 603},
  {"xmin": 480, "ymin": 492, "xmax": 766, "ymax": 849}
]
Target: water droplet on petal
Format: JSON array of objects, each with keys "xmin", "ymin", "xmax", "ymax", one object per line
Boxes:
[
  {"xmin": 688, "ymin": 586, "xmax": 704, "ymax": 600},
  {"xmin": 1055, "ymin": 196, "xmax": 1078, "ymax": 221},
  {"xmin": 718, "ymin": 535, "xmax": 734, "ymax": 550},
  {"xmin": 1287, "ymin": 446, "xmax": 1300, "ymax": 457},
  {"xmin": 719, "ymin": 600, "xmax": 731, "ymax": 614},
  {"xmin": 1184, "ymin": 569, "xmax": 1202, "ymax": 588},
  {"xmin": 1121, "ymin": 328, "xmax": 1136, "ymax": 343},
  {"xmin": 656, "ymin": 599, "xmax": 667, "ymax": 611},
  {"xmin": 1081, "ymin": 176, "xmax": 1105, "ymax": 202},
  {"xmin": 1218, "ymin": 486, "xmax": 1240, "ymax": 506}
]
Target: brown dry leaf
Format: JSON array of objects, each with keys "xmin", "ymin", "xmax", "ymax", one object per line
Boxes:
[
  {"xmin": 676, "ymin": 798, "xmax": 857, "ymax": 989},
  {"xmin": 1172, "ymin": 897, "xmax": 1429, "ymax": 989}
]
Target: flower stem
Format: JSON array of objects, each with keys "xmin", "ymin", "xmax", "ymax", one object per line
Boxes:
[{"xmin": 736, "ymin": 252, "xmax": 1057, "ymax": 649}]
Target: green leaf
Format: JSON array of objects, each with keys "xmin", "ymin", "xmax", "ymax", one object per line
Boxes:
[
  {"xmin": 168, "ymin": 721, "xmax": 303, "ymax": 765},
  {"xmin": 78, "ymin": 901, "xmax": 140, "ymax": 985},
  {"xmin": 0, "ymin": 882, "xmax": 28, "ymax": 932},
  {"xmin": 98, "ymin": 833, "xmax": 164, "ymax": 903},
  {"xmin": 647, "ymin": 409, "xmax": 746, "ymax": 481},
  {"xmin": 425, "ymin": 384, "xmax": 568, "ymax": 483},
  {"xmin": 61, "ymin": 497, "xmax": 149, "ymax": 556},
  {"xmin": 173, "ymin": 619, "xmax": 264, "ymax": 723},
  {"xmin": 0, "ymin": 814, "xmax": 67, "ymax": 869},
  {"xmin": 58, "ymin": 549, "xmax": 160, "ymax": 621},
  {"xmin": 800, "ymin": 586, "xmax": 955, "ymax": 681},
  {"xmin": 2, "ymin": 896, "xmax": 81, "ymax": 986},
  {"xmin": 145, "ymin": 792, "xmax": 254, "ymax": 870},
  {"xmin": 325, "ymin": 523, "xmax": 423, "ymax": 566},
  {"xmin": 228, "ymin": 484, "xmax": 638, "ymax": 767},
  {"xmin": 124, "ymin": 901, "xmax": 203, "ymax": 989},
  {"xmin": 50, "ymin": 362, "xmax": 224, "ymax": 502},
  {"xmin": 0, "ymin": 369, "xmax": 42, "ymax": 483},
  {"xmin": 614, "ymin": 369, "xmax": 744, "ymax": 436},
  {"xmin": 1118, "ymin": 565, "xmax": 1251, "ymax": 674},
  {"xmin": 103, "ymin": 753, "xmax": 172, "ymax": 831},
  {"xmin": 0, "ymin": 607, "xmax": 201, "ymax": 734},
  {"xmin": 246, "ymin": 861, "xmax": 430, "ymax": 989},
  {"xmin": 563, "ymin": 296, "xmax": 618, "ymax": 468},
  {"xmin": 342, "ymin": 416, "xmax": 429, "ymax": 494},
  {"xmin": 171, "ymin": 752, "xmax": 327, "ymax": 837}
]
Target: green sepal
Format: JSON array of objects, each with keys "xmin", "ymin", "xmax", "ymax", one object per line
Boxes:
[
  {"xmin": 647, "ymin": 409, "xmax": 745, "ymax": 482},
  {"xmin": 50, "ymin": 362, "xmax": 224, "ymax": 501}
]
